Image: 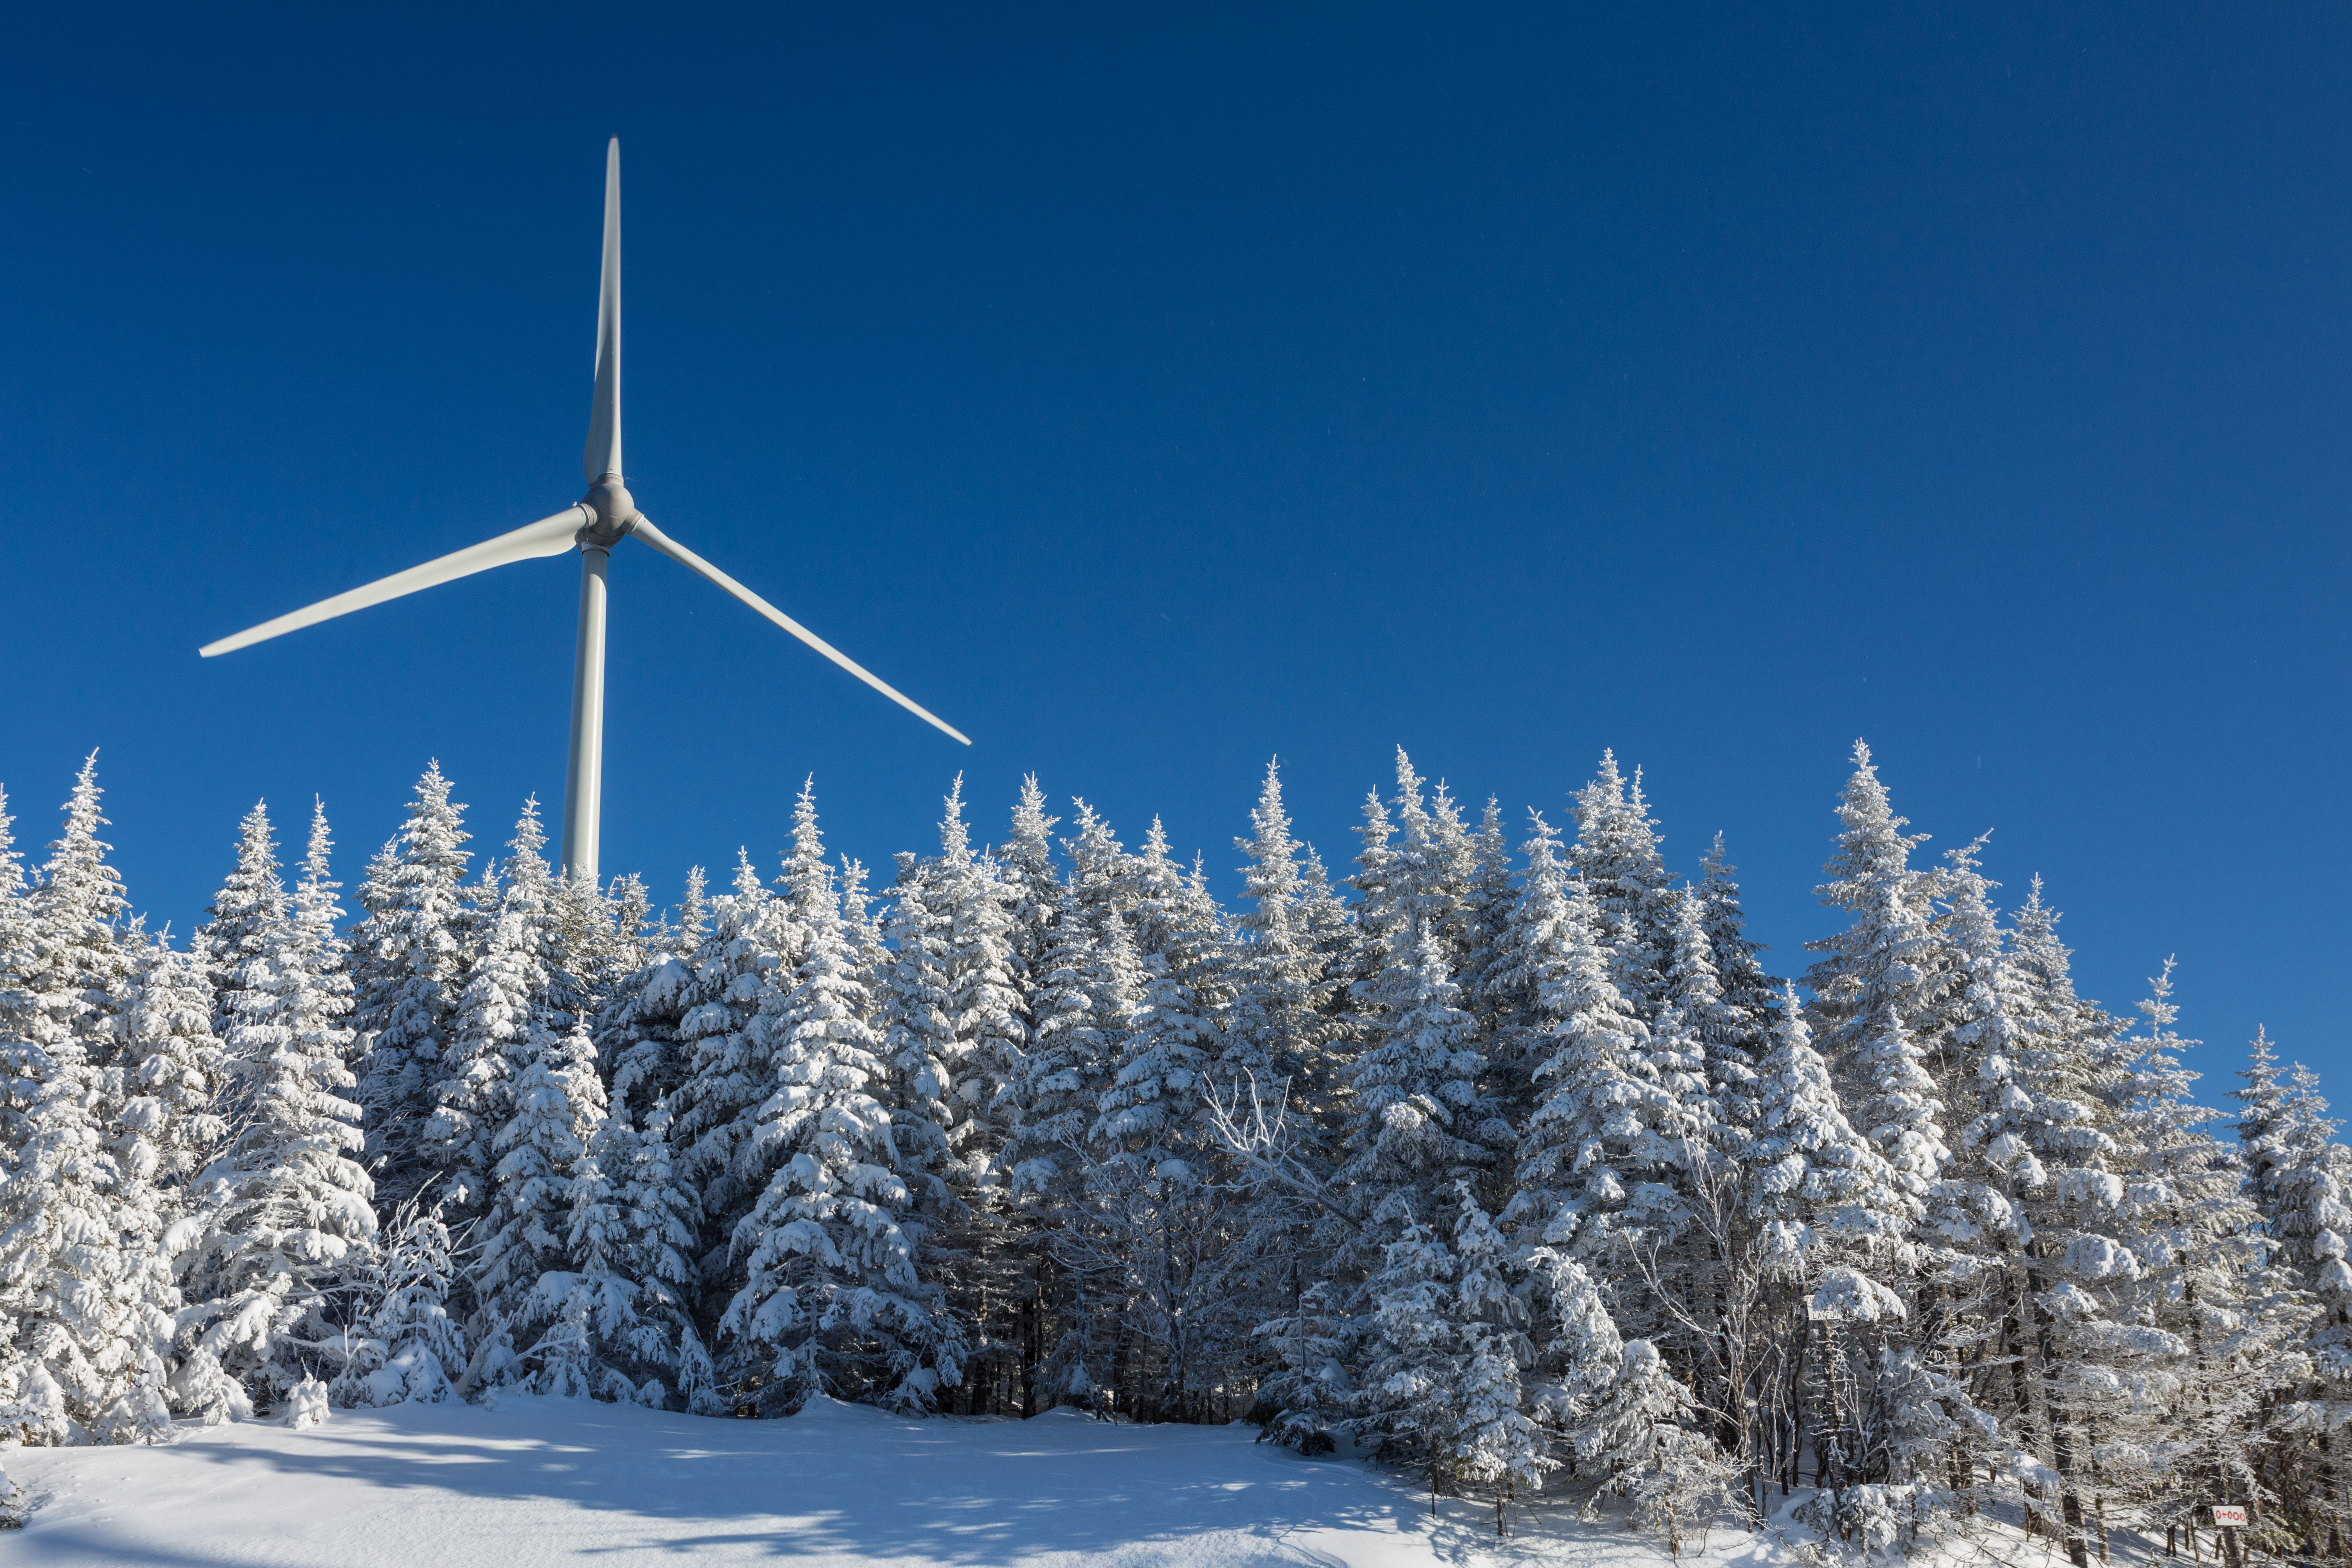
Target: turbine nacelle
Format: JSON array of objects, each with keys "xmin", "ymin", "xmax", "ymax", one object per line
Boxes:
[
  {"xmin": 577, "ymin": 475, "xmax": 638, "ymax": 549},
  {"xmin": 198, "ymin": 138, "xmax": 969, "ymax": 883}
]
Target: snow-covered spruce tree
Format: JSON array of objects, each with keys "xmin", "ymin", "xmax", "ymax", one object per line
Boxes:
[
  {"xmin": 1695, "ymin": 834, "xmax": 1780, "ymax": 1076},
  {"xmin": 598, "ymin": 865, "xmax": 712, "ymax": 1127},
  {"xmin": 672, "ymin": 862, "xmax": 710, "ymax": 956},
  {"xmin": 469, "ymin": 1011, "xmax": 602, "ymax": 1389},
  {"xmin": 1459, "ymin": 798, "xmax": 1517, "ymax": 1042},
  {"xmin": 599, "ymin": 949, "xmax": 693, "ymax": 1125},
  {"xmin": 1937, "ymin": 884, "xmax": 2155, "ymax": 1568},
  {"xmin": 1336, "ymin": 919, "xmax": 1489, "ymax": 1232},
  {"xmin": 1002, "ymin": 773, "xmax": 1062, "ymax": 993},
  {"xmin": 936, "ymin": 778, "xmax": 1024, "ymax": 1158},
  {"xmin": 0, "ymin": 1003, "xmax": 179, "ymax": 1445},
  {"xmin": 542, "ymin": 1095, "xmax": 708, "ymax": 1408},
  {"xmin": 1480, "ymin": 811, "xmax": 1575, "ymax": 1144},
  {"xmin": 544, "ymin": 854, "xmax": 636, "ymax": 1022},
  {"xmin": 2104, "ymin": 964, "xmax": 2279, "ymax": 1562},
  {"xmin": 0, "ymin": 757, "xmax": 179, "ymax": 1447},
  {"xmin": 1569, "ymin": 751, "xmax": 1679, "ymax": 1022},
  {"xmin": 0, "ymin": 784, "xmax": 34, "ymax": 1156},
  {"xmin": 669, "ymin": 851, "xmax": 804, "ymax": 1310},
  {"xmin": 423, "ymin": 800, "xmax": 569, "ymax": 1224},
  {"xmin": 1804, "ymin": 741, "xmax": 1951, "ymax": 1233},
  {"xmin": 1661, "ymin": 878, "xmax": 1760, "ymax": 1146},
  {"xmin": 1378, "ymin": 750, "xmax": 1478, "ymax": 978},
  {"xmin": 197, "ymin": 802, "xmax": 283, "ymax": 1036},
  {"xmin": 112, "ymin": 933, "xmax": 230, "ymax": 1193},
  {"xmin": 1791, "ymin": 744, "xmax": 1977, "ymax": 1521},
  {"xmin": 1508, "ymin": 868, "xmax": 1700, "ymax": 1311},
  {"xmin": 1221, "ymin": 761, "xmax": 1354, "ymax": 1429},
  {"xmin": 27, "ymin": 755, "xmax": 139, "ymax": 1084},
  {"xmin": 889, "ymin": 778, "xmax": 1024, "ymax": 1412},
  {"xmin": 1351, "ymin": 1180, "xmax": 1559, "ymax": 1533},
  {"xmin": 1642, "ymin": 889, "xmax": 1728, "ymax": 1183},
  {"xmin": 838, "ymin": 855, "xmax": 890, "ymax": 980},
  {"xmin": 2237, "ymin": 1046, "xmax": 2352, "ymax": 1553},
  {"xmin": 1915, "ymin": 842, "xmax": 2084, "ymax": 1516},
  {"xmin": 1131, "ymin": 814, "xmax": 1240, "ymax": 1037},
  {"xmin": 722, "ymin": 862, "xmax": 963, "ymax": 1412},
  {"xmin": 997, "ymin": 817, "xmax": 1116, "ymax": 1414},
  {"xmin": 0, "ymin": 767, "xmax": 177, "ymax": 1446},
  {"xmin": 350, "ymin": 763, "xmax": 474, "ymax": 1208},
  {"xmin": 1278, "ymin": 918, "xmax": 1494, "ymax": 1433},
  {"xmin": 1577, "ymin": 1338, "xmax": 1736, "ymax": 1558},
  {"xmin": 878, "ymin": 857, "xmax": 956, "ymax": 1218},
  {"xmin": 1087, "ymin": 925, "xmax": 1229, "ymax": 1420},
  {"xmin": 1332, "ymin": 786, "xmax": 1403, "ymax": 1056},
  {"xmin": 1008, "ymin": 900, "xmax": 1143, "ymax": 1411},
  {"xmin": 671, "ymin": 792, "xmax": 864, "ymax": 1376},
  {"xmin": 1743, "ymin": 992, "xmax": 1924, "ymax": 1510},
  {"xmin": 1226, "ymin": 759, "xmax": 1347, "ymax": 1114},
  {"xmin": 1004, "ymin": 868, "xmax": 1101, "ymax": 1197},
  {"xmin": 335, "ymin": 1187, "xmax": 468, "ymax": 1407},
  {"xmin": 107, "ymin": 929, "xmax": 243, "ymax": 1424},
  {"xmin": 176, "ymin": 802, "xmax": 376, "ymax": 1412}
]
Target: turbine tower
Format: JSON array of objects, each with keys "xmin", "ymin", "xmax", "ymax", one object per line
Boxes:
[{"xmin": 200, "ymin": 140, "xmax": 969, "ymax": 882}]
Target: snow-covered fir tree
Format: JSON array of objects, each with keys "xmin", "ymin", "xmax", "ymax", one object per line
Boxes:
[
  {"xmin": 470, "ymin": 1012, "xmax": 602, "ymax": 1387},
  {"xmin": 176, "ymin": 802, "xmax": 376, "ymax": 1412},
  {"xmin": 0, "ymin": 757, "xmax": 178, "ymax": 1446},
  {"xmin": 351, "ymin": 763, "xmax": 474, "ymax": 1207},
  {"xmin": 548, "ymin": 1095, "xmax": 708, "ymax": 1408},
  {"xmin": 197, "ymin": 802, "xmax": 284, "ymax": 1035},
  {"xmin": 336, "ymin": 1189, "xmax": 468, "ymax": 1407},
  {"xmin": 112, "ymin": 934, "xmax": 230, "ymax": 1191},
  {"xmin": 1805, "ymin": 742, "xmax": 1951, "ymax": 1227},
  {"xmin": 722, "ymin": 854, "xmax": 963, "ymax": 1412},
  {"xmin": 423, "ymin": 800, "xmax": 566, "ymax": 1221},
  {"xmin": 1569, "ymin": 752, "xmax": 1679, "ymax": 1022}
]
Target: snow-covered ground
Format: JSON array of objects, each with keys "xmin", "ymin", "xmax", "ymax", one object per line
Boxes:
[{"xmin": 2, "ymin": 1396, "xmax": 1795, "ymax": 1568}]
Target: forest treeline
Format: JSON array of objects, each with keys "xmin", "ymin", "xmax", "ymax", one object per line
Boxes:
[{"xmin": 0, "ymin": 742, "xmax": 2345, "ymax": 1557}]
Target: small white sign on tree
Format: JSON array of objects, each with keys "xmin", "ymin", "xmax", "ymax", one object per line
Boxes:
[{"xmin": 2211, "ymin": 1506, "xmax": 2250, "ymax": 1528}]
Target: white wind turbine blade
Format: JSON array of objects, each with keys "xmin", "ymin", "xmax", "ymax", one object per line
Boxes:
[
  {"xmin": 199, "ymin": 509, "xmax": 587, "ymax": 657},
  {"xmin": 629, "ymin": 514, "xmax": 971, "ymax": 745},
  {"xmin": 584, "ymin": 138, "xmax": 622, "ymax": 482}
]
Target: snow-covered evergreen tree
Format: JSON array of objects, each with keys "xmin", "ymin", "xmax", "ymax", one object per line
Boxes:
[
  {"xmin": 723, "ymin": 866, "xmax": 963, "ymax": 1411},
  {"xmin": 423, "ymin": 800, "xmax": 569, "ymax": 1222},
  {"xmin": 1577, "ymin": 1339, "xmax": 1733, "ymax": 1555},
  {"xmin": 176, "ymin": 803, "xmax": 376, "ymax": 1412},
  {"xmin": 668, "ymin": 851, "xmax": 802, "ymax": 1291},
  {"xmin": 113, "ymin": 934, "xmax": 229, "ymax": 1190},
  {"xmin": 197, "ymin": 802, "xmax": 283, "ymax": 1035},
  {"xmin": 336, "ymin": 1189, "xmax": 468, "ymax": 1407},
  {"xmin": 1510, "ymin": 871, "xmax": 1695, "ymax": 1270},
  {"xmin": 0, "ymin": 756, "xmax": 176, "ymax": 1447},
  {"xmin": 351, "ymin": 764, "xmax": 474, "ymax": 1207},
  {"xmin": 2237, "ymin": 1044, "xmax": 2352, "ymax": 1552},
  {"xmin": 1351, "ymin": 1181, "xmax": 1558, "ymax": 1527},
  {"xmin": 1570, "ymin": 753, "xmax": 1679, "ymax": 1022},
  {"xmin": 1226, "ymin": 759, "xmax": 1345, "ymax": 1116},
  {"xmin": 471, "ymin": 1013, "xmax": 601, "ymax": 1386},
  {"xmin": 1806, "ymin": 742, "xmax": 1951, "ymax": 1226},
  {"xmin": 543, "ymin": 1096, "xmax": 708, "ymax": 1407},
  {"xmin": 2102, "ymin": 964, "xmax": 2274, "ymax": 1562},
  {"xmin": 1001, "ymin": 773, "xmax": 1062, "ymax": 994},
  {"xmin": 1336, "ymin": 920, "xmax": 1489, "ymax": 1221}
]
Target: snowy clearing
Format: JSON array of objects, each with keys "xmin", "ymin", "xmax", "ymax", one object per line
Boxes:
[{"xmin": 3, "ymin": 1396, "xmax": 1790, "ymax": 1568}]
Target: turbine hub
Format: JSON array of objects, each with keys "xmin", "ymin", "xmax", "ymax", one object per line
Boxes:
[{"xmin": 577, "ymin": 474, "xmax": 639, "ymax": 549}]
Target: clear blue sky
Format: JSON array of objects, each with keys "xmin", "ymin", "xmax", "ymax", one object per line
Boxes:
[{"xmin": 4, "ymin": 5, "xmax": 2346, "ymax": 1101}]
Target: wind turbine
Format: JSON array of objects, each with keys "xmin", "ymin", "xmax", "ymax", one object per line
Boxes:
[{"xmin": 200, "ymin": 140, "xmax": 969, "ymax": 883}]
